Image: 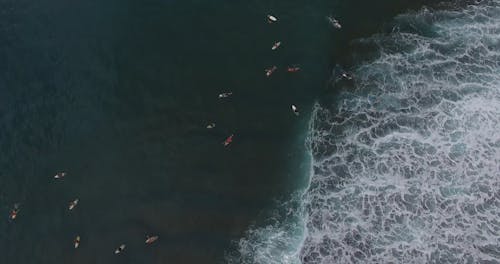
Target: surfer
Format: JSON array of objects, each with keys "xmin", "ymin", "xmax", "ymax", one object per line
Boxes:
[
  {"xmin": 9, "ymin": 204, "xmax": 20, "ymax": 220},
  {"xmin": 218, "ymin": 92, "xmax": 232, "ymax": 99},
  {"xmin": 327, "ymin": 16, "xmax": 342, "ymax": 29},
  {"xmin": 74, "ymin": 235, "xmax": 81, "ymax": 248},
  {"xmin": 54, "ymin": 172, "xmax": 66, "ymax": 179},
  {"xmin": 287, "ymin": 66, "xmax": 301, "ymax": 73},
  {"xmin": 145, "ymin": 235, "xmax": 159, "ymax": 244},
  {"xmin": 114, "ymin": 244, "xmax": 126, "ymax": 254},
  {"xmin": 206, "ymin": 123, "xmax": 216, "ymax": 129},
  {"xmin": 267, "ymin": 15, "xmax": 277, "ymax": 23},
  {"xmin": 272, "ymin": 41, "xmax": 281, "ymax": 50},
  {"xmin": 223, "ymin": 134, "xmax": 234, "ymax": 147},
  {"xmin": 69, "ymin": 199, "xmax": 79, "ymax": 210},
  {"xmin": 341, "ymin": 72, "xmax": 353, "ymax": 80},
  {"xmin": 291, "ymin": 104, "xmax": 299, "ymax": 116},
  {"xmin": 265, "ymin": 66, "xmax": 277, "ymax": 77}
]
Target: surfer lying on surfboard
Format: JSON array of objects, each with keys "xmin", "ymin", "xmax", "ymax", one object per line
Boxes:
[
  {"xmin": 291, "ymin": 104, "xmax": 299, "ymax": 116},
  {"xmin": 10, "ymin": 204, "xmax": 20, "ymax": 220},
  {"xmin": 272, "ymin": 41, "xmax": 281, "ymax": 50},
  {"xmin": 69, "ymin": 199, "xmax": 79, "ymax": 210},
  {"xmin": 219, "ymin": 92, "xmax": 232, "ymax": 99},
  {"xmin": 327, "ymin": 15, "xmax": 341, "ymax": 29},
  {"xmin": 341, "ymin": 72, "xmax": 353, "ymax": 80},
  {"xmin": 114, "ymin": 244, "xmax": 126, "ymax": 254},
  {"xmin": 223, "ymin": 134, "xmax": 234, "ymax": 147},
  {"xmin": 54, "ymin": 172, "xmax": 66, "ymax": 179},
  {"xmin": 265, "ymin": 66, "xmax": 277, "ymax": 77},
  {"xmin": 145, "ymin": 235, "xmax": 159, "ymax": 244},
  {"xmin": 267, "ymin": 15, "xmax": 277, "ymax": 23},
  {"xmin": 74, "ymin": 236, "xmax": 80, "ymax": 248}
]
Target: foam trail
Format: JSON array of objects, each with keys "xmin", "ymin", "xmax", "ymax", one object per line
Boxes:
[{"xmin": 227, "ymin": 1, "xmax": 500, "ymax": 263}]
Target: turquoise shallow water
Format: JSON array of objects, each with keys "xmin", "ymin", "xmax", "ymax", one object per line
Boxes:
[{"xmin": 1, "ymin": 0, "xmax": 446, "ymax": 263}]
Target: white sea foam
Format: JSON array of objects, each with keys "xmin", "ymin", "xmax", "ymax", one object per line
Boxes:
[
  {"xmin": 227, "ymin": 1, "xmax": 500, "ymax": 263},
  {"xmin": 225, "ymin": 189, "xmax": 308, "ymax": 264},
  {"xmin": 302, "ymin": 2, "xmax": 500, "ymax": 263}
]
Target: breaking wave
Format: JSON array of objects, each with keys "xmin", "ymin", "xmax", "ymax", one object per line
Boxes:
[{"xmin": 228, "ymin": 1, "xmax": 500, "ymax": 263}]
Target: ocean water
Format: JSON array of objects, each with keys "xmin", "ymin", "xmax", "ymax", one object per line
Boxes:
[
  {"xmin": 2, "ymin": 0, "xmax": 498, "ymax": 263},
  {"xmin": 228, "ymin": 0, "xmax": 500, "ymax": 263},
  {"xmin": 1, "ymin": 0, "xmax": 331, "ymax": 263},
  {"xmin": 0, "ymin": 0, "xmax": 316, "ymax": 263}
]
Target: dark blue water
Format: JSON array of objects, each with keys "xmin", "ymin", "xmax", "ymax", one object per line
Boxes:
[{"xmin": 1, "ymin": 0, "xmax": 448, "ymax": 263}]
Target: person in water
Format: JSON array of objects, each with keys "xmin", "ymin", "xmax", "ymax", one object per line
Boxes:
[
  {"xmin": 223, "ymin": 134, "xmax": 234, "ymax": 147},
  {"xmin": 341, "ymin": 72, "xmax": 353, "ymax": 80},
  {"xmin": 114, "ymin": 244, "xmax": 126, "ymax": 254},
  {"xmin": 272, "ymin": 41, "xmax": 281, "ymax": 50},
  {"xmin": 219, "ymin": 92, "xmax": 232, "ymax": 98},
  {"xmin": 54, "ymin": 172, "xmax": 66, "ymax": 179},
  {"xmin": 145, "ymin": 235, "xmax": 159, "ymax": 244},
  {"xmin": 74, "ymin": 236, "xmax": 81, "ymax": 248},
  {"xmin": 291, "ymin": 104, "xmax": 299, "ymax": 116},
  {"xmin": 327, "ymin": 15, "xmax": 341, "ymax": 29},
  {"xmin": 9, "ymin": 204, "xmax": 20, "ymax": 220},
  {"xmin": 267, "ymin": 15, "xmax": 278, "ymax": 23},
  {"xmin": 69, "ymin": 199, "xmax": 79, "ymax": 210},
  {"xmin": 265, "ymin": 66, "xmax": 277, "ymax": 77}
]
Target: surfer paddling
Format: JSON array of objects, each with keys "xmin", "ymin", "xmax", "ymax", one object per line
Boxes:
[
  {"xmin": 223, "ymin": 134, "xmax": 234, "ymax": 147},
  {"xmin": 267, "ymin": 15, "xmax": 278, "ymax": 23},
  {"xmin": 327, "ymin": 16, "xmax": 341, "ymax": 29},
  {"xmin": 287, "ymin": 66, "xmax": 301, "ymax": 73},
  {"xmin": 114, "ymin": 244, "xmax": 126, "ymax": 254},
  {"xmin": 291, "ymin": 104, "xmax": 299, "ymax": 116},
  {"xmin": 9, "ymin": 204, "xmax": 20, "ymax": 220},
  {"xmin": 265, "ymin": 66, "xmax": 277, "ymax": 77},
  {"xmin": 54, "ymin": 172, "xmax": 66, "ymax": 179},
  {"xmin": 68, "ymin": 199, "xmax": 79, "ymax": 210},
  {"xmin": 218, "ymin": 92, "xmax": 232, "ymax": 99},
  {"xmin": 272, "ymin": 41, "xmax": 281, "ymax": 50},
  {"xmin": 145, "ymin": 235, "xmax": 159, "ymax": 244},
  {"xmin": 341, "ymin": 71, "xmax": 353, "ymax": 80},
  {"xmin": 74, "ymin": 235, "xmax": 81, "ymax": 248}
]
